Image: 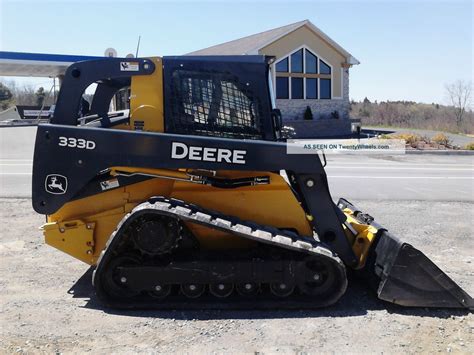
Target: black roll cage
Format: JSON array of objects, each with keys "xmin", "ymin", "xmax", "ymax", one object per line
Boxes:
[{"xmin": 52, "ymin": 55, "xmax": 279, "ymax": 140}]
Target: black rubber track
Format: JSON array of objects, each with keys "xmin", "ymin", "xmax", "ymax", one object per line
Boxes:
[{"xmin": 92, "ymin": 197, "xmax": 348, "ymax": 309}]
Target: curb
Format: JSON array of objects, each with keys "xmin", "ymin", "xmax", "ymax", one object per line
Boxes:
[
  {"xmin": 0, "ymin": 124, "xmax": 39, "ymax": 128},
  {"xmin": 0, "ymin": 119, "xmax": 48, "ymax": 128},
  {"xmin": 406, "ymin": 150, "xmax": 474, "ymax": 156}
]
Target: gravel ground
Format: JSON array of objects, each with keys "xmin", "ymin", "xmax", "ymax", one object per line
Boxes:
[{"xmin": 0, "ymin": 198, "xmax": 473, "ymax": 354}]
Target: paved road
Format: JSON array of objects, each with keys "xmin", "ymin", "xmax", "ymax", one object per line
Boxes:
[
  {"xmin": 1, "ymin": 127, "xmax": 473, "ymax": 201},
  {"xmin": 326, "ymin": 154, "xmax": 473, "ymax": 202},
  {"xmin": 0, "ymin": 127, "xmax": 36, "ymax": 198}
]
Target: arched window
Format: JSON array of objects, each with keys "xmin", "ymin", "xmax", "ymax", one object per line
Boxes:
[{"xmin": 274, "ymin": 47, "xmax": 332, "ymax": 100}]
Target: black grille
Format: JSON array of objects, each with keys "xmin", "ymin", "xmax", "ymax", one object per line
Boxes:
[{"xmin": 167, "ymin": 70, "xmax": 264, "ymax": 139}]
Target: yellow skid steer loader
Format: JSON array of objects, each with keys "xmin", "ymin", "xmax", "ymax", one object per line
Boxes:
[{"xmin": 32, "ymin": 56, "xmax": 472, "ymax": 309}]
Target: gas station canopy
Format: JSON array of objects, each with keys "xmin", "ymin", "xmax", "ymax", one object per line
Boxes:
[{"xmin": 0, "ymin": 51, "xmax": 105, "ymax": 77}]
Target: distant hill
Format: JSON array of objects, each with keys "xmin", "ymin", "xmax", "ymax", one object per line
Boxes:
[{"xmin": 351, "ymin": 99, "xmax": 473, "ymax": 135}]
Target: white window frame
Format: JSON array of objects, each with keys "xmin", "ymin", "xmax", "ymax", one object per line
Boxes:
[{"xmin": 273, "ymin": 45, "xmax": 338, "ymax": 100}]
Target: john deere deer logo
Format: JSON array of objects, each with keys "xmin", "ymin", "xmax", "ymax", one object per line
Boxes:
[{"xmin": 45, "ymin": 174, "xmax": 68, "ymax": 194}]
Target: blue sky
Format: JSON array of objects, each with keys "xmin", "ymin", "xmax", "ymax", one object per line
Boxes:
[{"xmin": 0, "ymin": 0, "xmax": 472, "ymax": 103}]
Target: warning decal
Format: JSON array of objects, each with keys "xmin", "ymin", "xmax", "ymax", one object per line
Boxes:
[{"xmin": 120, "ymin": 62, "xmax": 139, "ymax": 71}]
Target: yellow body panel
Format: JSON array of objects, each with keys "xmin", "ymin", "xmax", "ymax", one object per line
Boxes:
[
  {"xmin": 45, "ymin": 169, "xmax": 314, "ymax": 264},
  {"xmin": 130, "ymin": 57, "xmax": 164, "ymax": 133},
  {"xmin": 47, "ymin": 170, "xmax": 175, "ymax": 264},
  {"xmin": 43, "ymin": 220, "xmax": 95, "ymax": 264},
  {"xmin": 170, "ymin": 171, "xmax": 313, "ymax": 249}
]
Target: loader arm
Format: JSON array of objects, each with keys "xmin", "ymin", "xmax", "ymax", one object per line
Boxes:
[{"xmin": 32, "ymin": 124, "xmax": 358, "ymax": 267}]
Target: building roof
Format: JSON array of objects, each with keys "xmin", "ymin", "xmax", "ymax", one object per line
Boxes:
[
  {"xmin": 0, "ymin": 51, "xmax": 105, "ymax": 77},
  {"xmin": 187, "ymin": 20, "xmax": 359, "ymax": 65}
]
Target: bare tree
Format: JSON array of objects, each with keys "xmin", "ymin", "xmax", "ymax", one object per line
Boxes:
[
  {"xmin": 0, "ymin": 82, "xmax": 13, "ymax": 110},
  {"xmin": 445, "ymin": 80, "xmax": 472, "ymax": 126}
]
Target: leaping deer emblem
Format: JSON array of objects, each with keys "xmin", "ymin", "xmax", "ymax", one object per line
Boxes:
[
  {"xmin": 48, "ymin": 176, "xmax": 65, "ymax": 192},
  {"xmin": 45, "ymin": 175, "xmax": 67, "ymax": 194}
]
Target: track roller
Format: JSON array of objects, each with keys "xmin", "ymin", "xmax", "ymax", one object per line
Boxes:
[
  {"xmin": 236, "ymin": 282, "xmax": 260, "ymax": 297},
  {"xmin": 101, "ymin": 254, "xmax": 142, "ymax": 299},
  {"xmin": 148, "ymin": 284, "xmax": 172, "ymax": 299},
  {"xmin": 270, "ymin": 282, "xmax": 295, "ymax": 297},
  {"xmin": 297, "ymin": 257, "xmax": 338, "ymax": 297},
  {"xmin": 181, "ymin": 283, "xmax": 206, "ymax": 298},
  {"xmin": 209, "ymin": 283, "xmax": 234, "ymax": 298}
]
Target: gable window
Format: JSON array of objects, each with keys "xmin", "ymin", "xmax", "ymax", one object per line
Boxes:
[
  {"xmin": 274, "ymin": 47, "xmax": 332, "ymax": 100},
  {"xmin": 276, "ymin": 77, "xmax": 289, "ymax": 99},
  {"xmin": 305, "ymin": 50, "xmax": 317, "ymax": 74},
  {"xmin": 290, "ymin": 49, "xmax": 303, "ymax": 73},
  {"xmin": 275, "ymin": 58, "xmax": 288, "ymax": 72},
  {"xmin": 320, "ymin": 60, "xmax": 331, "ymax": 75},
  {"xmin": 291, "ymin": 77, "xmax": 303, "ymax": 99},
  {"xmin": 306, "ymin": 78, "xmax": 318, "ymax": 99},
  {"xmin": 320, "ymin": 79, "xmax": 331, "ymax": 99}
]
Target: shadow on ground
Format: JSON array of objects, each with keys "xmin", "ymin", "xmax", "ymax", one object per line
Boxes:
[{"xmin": 67, "ymin": 267, "xmax": 470, "ymax": 320}]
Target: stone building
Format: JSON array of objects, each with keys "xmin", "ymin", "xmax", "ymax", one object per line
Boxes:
[{"xmin": 188, "ymin": 20, "xmax": 360, "ymax": 137}]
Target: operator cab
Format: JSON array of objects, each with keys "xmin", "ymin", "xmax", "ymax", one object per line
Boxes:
[{"xmin": 52, "ymin": 55, "xmax": 282, "ymax": 140}]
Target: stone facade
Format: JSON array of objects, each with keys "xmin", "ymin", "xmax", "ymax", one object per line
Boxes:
[
  {"xmin": 277, "ymin": 98, "xmax": 349, "ymax": 120},
  {"xmin": 282, "ymin": 118, "xmax": 352, "ymax": 138},
  {"xmin": 343, "ymin": 67, "xmax": 349, "ymax": 102},
  {"xmin": 276, "ymin": 68, "xmax": 352, "ymax": 137}
]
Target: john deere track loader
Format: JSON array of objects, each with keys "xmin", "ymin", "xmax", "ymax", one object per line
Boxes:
[{"xmin": 32, "ymin": 56, "xmax": 472, "ymax": 309}]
